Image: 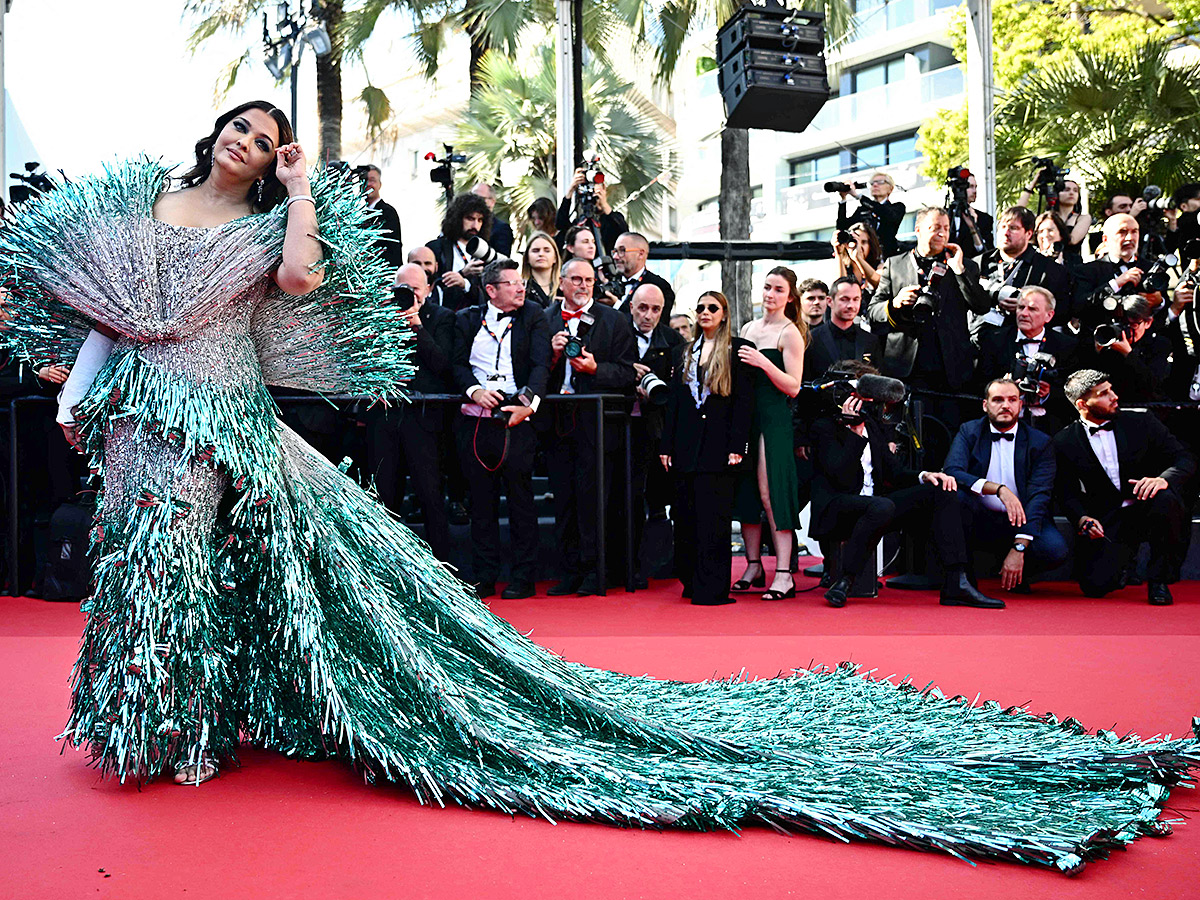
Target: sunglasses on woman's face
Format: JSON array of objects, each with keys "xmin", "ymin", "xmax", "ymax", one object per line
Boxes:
[{"xmin": 696, "ymin": 302, "xmax": 722, "ymax": 314}]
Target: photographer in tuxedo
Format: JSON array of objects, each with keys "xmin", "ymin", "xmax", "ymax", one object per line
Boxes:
[
  {"xmin": 426, "ymin": 192, "xmax": 494, "ymax": 311},
  {"xmin": 1072, "ymin": 214, "xmax": 1154, "ymax": 323},
  {"xmin": 451, "ymin": 259, "xmax": 551, "ymax": 600},
  {"xmin": 363, "ymin": 165, "xmax": 404, "ymax": 270},
  {"xmin": 810, "ymin": 364, "xmax": 1004, "ymax": 610},
  {"xmin": 1053, "ymin": 370, "xmax": 1195, "ymax": 605},
  {"xmin": 974, "ymin": 286, "xmax": 1078, "ymax": 433},
  {"xmin": 974, "ymin": 207, "xmax": 1072, "ymax": 337},
  {"xmin": 614, "ymin": 232, "xmax": 675, "ymax": 317},
  {"xmin": 364, "ymin": 263, "xmax": 455, "ymax": 561},
  {"xmin": 544, "ymin": 257, "xmax": 638, "ymax": 596},
  {"xmin": 942, "ymin": 378, "xmax": 1067, "ymax": 594}
]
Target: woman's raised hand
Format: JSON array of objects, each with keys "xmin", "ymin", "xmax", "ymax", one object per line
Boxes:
[{"xmin": 275, "ymin": 143, "xmax": 309, "ymax": 191}]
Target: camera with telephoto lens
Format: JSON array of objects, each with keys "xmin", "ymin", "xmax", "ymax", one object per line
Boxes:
[
  {"xmin": 393, "ymin": 283, "xmax": 416, "ymax": 311},
  {"xmin": 1011, "ymin": 351, "xmax": 1057, "ymax": 397},
  {"xmin": 563, "ymin": 334, "xmax": 586, "ymax": 359},
  {"xmin": 824, "ymin": 181, "xmax": 867, "ymax": 193},
  {"xmin": 944, "ymin": 166, "xmax": 972, "ymax": 215},
  {"xmin": 464, "ymin": 235, "xmax": 500, "ymax": 265},
  {"xmin": 982, "ymin": 274, "xmax": 1022, "ymax": 309},
  {"xmin": 1094, "ymin": 295, "xmax": 1141, "ymax": 348},
  {"xmin": 491, "ymin": 388, "xmax": 533, "ymax": 426},
  {"xmin": 9, "ymin": 161, "xmax": 56, "ymax": 204},
  {"xmin": 1031, "ymin": 157, "xmax": 1068, "ymax": 210},
  {"xmin": 326, "ymin": 160, "xmax": 372, "ymax": 184},
  {"xmin": 911, "ymin": 261, "xmax": 948, "ymax": 323},
  {"xmin": 836, "ymin": 229, "xmax": 857, "ymax": 247},
  {"xmin": 638, "ymin": 347, "xmax": 671, "ymax": 406},
  {"xmin": 1143, "ymin": 185, "xmax": 1174, "ymax": 212}
]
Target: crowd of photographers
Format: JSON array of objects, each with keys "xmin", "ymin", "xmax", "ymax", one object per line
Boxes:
[{"xmin": 4, "ymin": 160, "xmax": 1200, "ymax": 609}]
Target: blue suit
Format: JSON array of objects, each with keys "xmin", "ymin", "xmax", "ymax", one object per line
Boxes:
[{"xmin": 943, "ymin": 417, "xmax": 1068, "ymax": 577}]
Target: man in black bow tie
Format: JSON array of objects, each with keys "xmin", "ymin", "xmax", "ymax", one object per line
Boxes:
[
  {"xmin": 943, "ymin": 378, "xmax": 1067, "ymax": 593},
  {"xmin": 1053, "ymin": 369, "xmax": 1196, "ymax": 604},
  {"xmin": 613, "ymin": 232, "xmax": 675, "ymax": 318}
]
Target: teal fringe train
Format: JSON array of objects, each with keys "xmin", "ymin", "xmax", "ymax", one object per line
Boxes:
[{"xmin": 2, "ymin": 158, "xmax": 1195, "ymax": 876}]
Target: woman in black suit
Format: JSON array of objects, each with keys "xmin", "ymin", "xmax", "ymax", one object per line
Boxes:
[{"xmin": 660, "ymin": 291, "xmax": 753, "ymax": 605}]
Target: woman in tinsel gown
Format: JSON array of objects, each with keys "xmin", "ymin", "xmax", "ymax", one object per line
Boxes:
[{"xmin": 2, "ymin": 100, "xmax": 1198, "ymax": 875}]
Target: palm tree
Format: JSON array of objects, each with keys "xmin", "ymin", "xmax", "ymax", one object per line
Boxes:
[
  {"xmin": 996, "ymin": 38, "xmax": 1200, "ymax": 203},
  {"xmin": 455, "ymin": 47, "xmax": 677, "ymax": 231}
]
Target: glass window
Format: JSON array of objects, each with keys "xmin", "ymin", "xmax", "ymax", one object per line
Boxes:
[
  {"xmin": 855, "ymin": 143, "xmax": 886, "ymax": 170},
  {"xmin": 885, "ymin": 57, "xmax": 907, "ymax": 83},
  {"xmin": 887, "ymin": 134, "xmax": 919, "ymax": 164},
  {"xmin": 854, "ymin": 62, "xmax": 885, "ymax": 93},
  {"xmin": 791, "ymin": 228, "xmax": 835, "ymax": 242},
  {"xmin": 789, "ymin": 153, "xmax": 840, "ymax": 186}
]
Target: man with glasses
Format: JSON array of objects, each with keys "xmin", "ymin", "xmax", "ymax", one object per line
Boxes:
[
  {"xmin": 451, "ymin": 259, "xmax": 551, "ymax": 600},
  {"xmin": 836, "ymin": 171, "xmax": 907, "ymax": 258},
  {"xmin": 544, "ymin": 258, "xmax": 638, "ymax": 596},
  {"xmin": 612, "ymin": 232, "xmax": 675, "ymax": 318},
  {"xmin": 868, "ymin": 206, "xmax": 990, "ymax": 432}
]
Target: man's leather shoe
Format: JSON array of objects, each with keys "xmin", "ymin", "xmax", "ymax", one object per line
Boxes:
[
  {"xmin": 819, "ymin": 571, "xmax": 836, "ymax": 589},
  {"xmin": 474, "ymin": 582, "xmax": 496, "ymax": 600},
  {"xmin": 501, "ymin": 582, "xmax": 535, "ymax": 600},
  {"xmin": 1148, "ymin": 582, "xmax": 1174, "ymax": 605},
  {"xmin": 940, "ymin": 573, "xmax": 1005, "ymax": 609},
  {"xmin": 824, "ymin": 576, "xmax": 851, "ymax": 608},
  {"xmin": 691, "ymin": 595, "xmax": 736, "ymax": 606},
  {"xmin": 577, "ymin": 574, "xmax": 605, "ymax": 597},
  {"xmin": 547, "ymin": 576, "xmax": 583, "ymax": 596},
  {"xmin": 630, "ymin": 575, "xmax": 650, "ymax": 590}
]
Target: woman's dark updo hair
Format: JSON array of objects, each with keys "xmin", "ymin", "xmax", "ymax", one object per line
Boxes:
[{"xmin": 178, "ymin": 100, "xmax": 294, "ymax": 212}]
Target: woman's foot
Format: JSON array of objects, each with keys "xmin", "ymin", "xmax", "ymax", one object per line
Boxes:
[
  {"xmin": 174, "ymin": 759, "xmax": 217, "ymax": 785},
  {"xmin": 732, "ymin": 560, "xmax": 766, "ymax": 591},
  {"xmin": 762, "ymin": 570, "xmax": 796, "ymax": 601}
]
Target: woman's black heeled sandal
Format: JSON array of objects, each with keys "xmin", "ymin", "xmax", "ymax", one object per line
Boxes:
[
  {"xmin": 762, "ymin": 569, "xmax": 796, "ymax": 601},
  {"xmin": 732, "ymin": 559, "xmax": 766, "ymax": 592}
]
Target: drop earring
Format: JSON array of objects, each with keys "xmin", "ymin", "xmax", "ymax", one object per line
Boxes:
[{"xmin": 256, "ymin": 179, "xmax": 265, "ymax": 204}]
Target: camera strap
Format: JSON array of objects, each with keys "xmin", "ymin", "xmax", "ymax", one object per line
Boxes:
[
  {"xmin": 473, "ymin": 414, "xmax": 510, "ymax": 473},
  {"xmin": 1180, "ymin": 308, "xmax": 1200, "ymax": 359},
  {"xmin": 479, "ymin": 313, "xmax": 514, "ymax": 378}
]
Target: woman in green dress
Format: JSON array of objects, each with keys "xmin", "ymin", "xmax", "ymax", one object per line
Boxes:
[{"xmin": 733, "ymin": 267, "xmax": 806, "ymax": 600}]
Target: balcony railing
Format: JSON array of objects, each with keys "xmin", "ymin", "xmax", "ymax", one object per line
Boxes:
[
  {"xmin": 807, "ymin": 64, "xmax": 963, "ymax": 132},
  {"xmin": 848, "ymin": 0, "xmax": 957, "ymax": 44},
  {"xmin": 778, "ymin": 156, "xmax": 929, "ymax": 220}
]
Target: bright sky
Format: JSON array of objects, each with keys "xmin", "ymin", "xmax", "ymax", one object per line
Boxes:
[{"xmin": 6, "ymin": 0, "xmax": 321, "ymax": 178}]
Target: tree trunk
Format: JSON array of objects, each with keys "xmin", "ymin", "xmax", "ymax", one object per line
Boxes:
[
  {"xmin": 466, "ymin": 0, "xmax": 489, "ymax": 87},
  {"xmin": 719, "ymin": 127, "xmax": 753, "ymax": 330},
  {"xmin": 316, "ymin": 0, "xmax": 343, "ymax": 163}
]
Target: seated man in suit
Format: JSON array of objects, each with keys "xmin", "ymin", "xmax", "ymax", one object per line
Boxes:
[
  {"xmin": 451, "ymin": 259, "xmax": 552, "ymax": 600},
  {"xmin": 974, "ymin": 285, "xmax": 1078, "ymax": 434},
  {"xmin": 544, "ymin": 257, "xmax": 638, "ymax": 596},
  {"xmin": 810, "ymin": 363, "xmax": 1004, "ymax": 610},
  {"xmin": 943, "ymin": 378, "xmax": 1068, "ymax": 594},
  {"xmin": 614, "ymin": 232, "xmax": 675, "ymax": 317},
  {"xmin": 1053, "ymin": 369, "xmax": 1196, "ymax": 605}
]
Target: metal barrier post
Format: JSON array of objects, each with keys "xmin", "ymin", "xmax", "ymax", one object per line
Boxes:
[
  {"xmin": 7, "ymin": 399, "xmax": 20, "ymax": 593},
  {"xmin": 594, "ymin": 394, "xmax": 606, "ymax": 595},
  {"xmin": 624, "ymin": 413, "xmax": 635, "ymax": 591}
]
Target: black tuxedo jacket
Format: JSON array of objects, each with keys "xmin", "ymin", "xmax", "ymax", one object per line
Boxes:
[
  {"xmin": 660, "ymin": 338, "xmax": 753, "ymax": 473},
  {"xmin": 809, "ymin": 415, "xmax": 919, "ymax": 538},
  {"xmin": 1052, "ymin": 412, "xmax": 1195, "ymax": 522},
  {"xmin": 951, "ymin": 208, "xmax": 994, "ymax": 259},
  {"xmin": 368, "ymin": 199, "xmax": 404, "ymax": 270},
  {"xmin": 975, "ymin": 323, "xmax": 1078, "ymax": 403},
  {"xmin": 545, "ymin": 300, "xmax": 638, "ymax": 397},
  {"xmin": 1076, "ymin": 331, "xmax": 1171, "ymax": 403},
  {"xmin": 977, "ymin": 246, "xmax": 1073, "ymax": 324},
  {"xmin": 451, "ymin": 301, "xmax": 552, "ymax": 403},
  {"xmin": 867, "ymin": 250, "xmax": 990, "ymax": 388},
  {"xmin": 490, "ymin": 218, "xmax": 515, "ymax": 257},
  {"xmin": 408, "ymin": 302, "xmax": 456, "ymax": 397},
  {"xmin": 804, "ymin": 321, "xmax": 882, "ymax": 380},
  {"xmin": 1071, "ymin": 255, "xmax": 1155, "ymax": 323},
  {"xmin": 943, "ymin": 417, "xmax": 1056, "ymax": 534},
  {"xmin": 617, "ymin": 269, "xmax": 676, "ymax": 319},
  {"xmin": 426, "ymin": 236, "xmax": 484, "ymax": 311},
  {"xmin": 837, "ymin": 198, "xmax": 907, "ymax": 258}
]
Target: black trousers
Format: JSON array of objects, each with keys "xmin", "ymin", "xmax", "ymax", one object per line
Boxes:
[
  {"xmin": 959, "ymin": 493, "xmax": 1070, "ymax": 581},
  {"xmin": 547, "ymin": 422, "xmax": 614, "ymax": 578},
  {"xmin": 820, "ymin": 483, "xmax": 968, "ymax": 580},
  {"xmin": 675, "ymin": 470, "xmax": 737, "ymax": 605},
  {"xmin": 365, "ymin": 405, "xmax": 450, "ymax": 562},
  {"xmin": 456, "ymin": 416, "xmax": 539, "ymax": 585},
  {"xmin": 615, "ymin": 416, "xmax": 672, "ymax": 579},
  {"xmin": 1074, "ymin": 489, "xmax": 1190, "ymax": 594}
]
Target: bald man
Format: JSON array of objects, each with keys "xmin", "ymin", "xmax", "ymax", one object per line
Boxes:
[
  {"xmin": 613, "ymin": 231, "xmax": 676, "ymax": 318},
  {"xmin": 363, "ymin": 262, "xmax": 457, "ymax": 562},
  {"xmin": 471, "ymin": 182, "xmax": 514, "ymax": 256},
  {"xmin": 1072, "ymin": 213, "xmax": 1156, "ymax": 321}
]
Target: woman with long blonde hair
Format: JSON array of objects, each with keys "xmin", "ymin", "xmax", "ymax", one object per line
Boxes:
[
  {"xmin": 660, "ymin": 290, "xmax": 753, "ymax": 606},
  {"xmin": 733, "ymin": 266, "xmax": 805, "ymax": 601},
  {"xmin": 521, "ymin": 231, "xmax": 560, "ymax": 306}
]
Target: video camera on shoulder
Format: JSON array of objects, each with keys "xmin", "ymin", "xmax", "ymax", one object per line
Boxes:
[{"xmin": 1011, "ymin": 351, "xmax": 1057, "ymax": 397}]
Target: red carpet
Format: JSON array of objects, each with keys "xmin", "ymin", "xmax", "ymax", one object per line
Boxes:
[{"xmin": 3, "ymin": 565, "xmax": 1199, "ymax": 899}]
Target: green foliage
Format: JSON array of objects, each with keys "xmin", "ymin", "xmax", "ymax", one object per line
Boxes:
[
  {"xmin": 917, "ymin": 104, "xmax": 968, "ymax": 183},
  {"xmin": 454, "ymin": 48, "xmax": 677, "ymax": 231}
]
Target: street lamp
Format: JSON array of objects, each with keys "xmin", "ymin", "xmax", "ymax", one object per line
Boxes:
[{"xmin": 262, "ymin": 1, "xmax": 332, "ymax": 132}]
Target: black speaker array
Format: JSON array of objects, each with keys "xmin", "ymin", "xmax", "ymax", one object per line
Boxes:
[{"xmin": 716, "ymin": 4, "xmax": 829, "ymax": 133}]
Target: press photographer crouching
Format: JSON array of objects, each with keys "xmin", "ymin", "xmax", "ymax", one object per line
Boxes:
[
  {"xmin": 660, "ymin": 291, "xmax": 752, "ymax": 606},
  {"xmin": 1079, "ymin": 293, "xmax": 1170, "ymax": 404},
  {"xmin": 1053, "ymin": 370, "xmax": 1195, "ymax": 605},
  {"xmin": 868, "ymin": 206, "xmax": 990, "ymax": 433},
  {"xmin": 809, "ymin": 362, "xmax": 1003, "ymax": 609},
  {"xmin": 974, "ymin": 286, "xmax": 1078, "ymax": 434},
  {"xmin": 544, "ymin": 258, "xmax": 638, "ymax": 597},
  {"xmin": 974, "ymin": 206, "xmax": 1072, "ymax": 337},
  {"xmin": 364, "ymin": 263, "xmax": 455, "ymax": 562},
  {"xmin": 451, "ymin": 259, "xmax": 551, "ymax": 600},
  {"xmin": 942, "ymin": 378, "xmax": 1067, "ymax": 594}
]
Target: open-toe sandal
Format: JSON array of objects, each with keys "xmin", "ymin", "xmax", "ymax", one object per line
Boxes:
[
  {"xmin": 732, "ymin": 560, "xmax": 766, "ymax": 592},
  {"xmin": 762, "ymin": 570, "xmax": 796, "ymax": 601}
]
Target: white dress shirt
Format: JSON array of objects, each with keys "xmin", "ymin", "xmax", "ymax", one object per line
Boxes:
[
  {"xmin": 970, "ymin": 423, "xmax": 1034, "ymax": 539},
  {"xmin": 859, "ymin": 439, "xmax": 875, "ymax": 496},
  {"xmin": 1085, "ymin": 422, "xmax": 1132, "ymax": 507},
  {"xmin": 462, "ymin": 303, "xmax": 520, "ymax": 417}
]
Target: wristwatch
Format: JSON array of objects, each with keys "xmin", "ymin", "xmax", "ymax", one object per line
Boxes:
[{"xmin": 1013, "ymin": 542, "xmax": 1028, "ymax": 553}]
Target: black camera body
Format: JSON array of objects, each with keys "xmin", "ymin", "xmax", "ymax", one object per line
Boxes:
[
  {"xmin": 944, "ymin": 165, "xmax": 972, "ymax": 215},
  {"xmin": 491, "ymin": 388, "xmax": 534, "ymax": 426},
  {"xmin": 836, "ymin": 229, "xmax": 857, "ymax": 247},
  {"xmin": 824, "ymin": 181, "xmax": 866, "ymax": 193},
  {"xmin": 392, "ymin": 284, "xmax": 417, "ymax": 311},
  {"xmin": 564, "ymin": 334, "xmax": 586, "ymax": 359},
  {"xmin": 426, "ymin": 145, "xmax": 467, "ymax": 194},
  {"xmin": 912, "ymin": 261, "xmax": 948, "ymax": 323},
  {"xmin": 1031, "ymin": 157, "xmax": 1068, "ymax": 210},
  {"xmin": 1011, "ymin": 350, "xmax": 1057, "ymax": 396},
  {"xmin": 1094, "ymin": 294, "xmax": 1138, "ymax": 347}
]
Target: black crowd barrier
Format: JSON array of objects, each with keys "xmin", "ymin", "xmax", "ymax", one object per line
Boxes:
[{"xmin": 5, "ymin": 392, "xmax": 637, "ymax": 595}]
